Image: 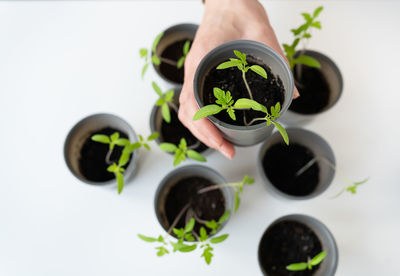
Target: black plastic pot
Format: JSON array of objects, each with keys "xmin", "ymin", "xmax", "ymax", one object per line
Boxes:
[
  {"xmin": 258, "ymin": 214, "xmax": 338, "ymax": 276},
  {"xmin": 281, "ymin": 50, "xmax": 343, "ymax": 125},
  {"xmin": 64, "ymin": 113, "xmax": 139, "ymax": 185},
  {"xmin": 152, "ymin": 23, "xmax": 198, "ymax": 85},
  {"xmin": 194, "ymin": 40, "xmax": 294, "ymax": 146}
]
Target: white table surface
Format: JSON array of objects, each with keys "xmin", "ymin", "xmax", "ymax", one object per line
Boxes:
[{"xmin": 0, "ymin": 1, "xmax": 399, "ymax": 275}]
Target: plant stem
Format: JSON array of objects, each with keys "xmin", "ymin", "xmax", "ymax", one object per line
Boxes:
[
  {"xmin": 105, "ymin": 147, "xmax": 113, "ymax": 165},
  {"xmin": 191, "ymin": 209, "xmax": 209, "ymax": 225},
  {"xmin": 167, "ymin": 101, "xmax": 179, "ymax": 114},
  {"xmin": 242, "ymin": 70, "xmax": 254, "ymax": 100},
  {"xmin": 197, "ymin": 183, "xmax": 238, "ymax": 194},
  {"xmin": 167, "ymin": 203, "xmax": 190, "ymax": 234},
  {"xmin": 187, "ymin": 140, "xmax": 201, "ymax": 150},
  {"xmin": 245, "ymin": 117, "xmax": 267, "ymax": 126},
  {"xmin": 295, "ymin": 155, "xmax": 335, "ymax": 177},
  {"xmin": 159, "ymin": 57, "xmax": 178, "ymax": 66}
]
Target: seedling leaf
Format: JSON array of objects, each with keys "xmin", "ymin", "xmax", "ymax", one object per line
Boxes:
[
  {"xmin": 209, "ymin": 234, "xmax": 228, "ymax": 244},
  {"xmin": 91, "ymin": 134, "xmax": 110, "ymax": 144},
  {"xmin": 294, "ymin": 55, "xmax": 321, "ymax": 68},
  {"xmin": 272, "ymin": 122, "xmax": 289, "ymax": 145},
  {"xmin": 177, "ymin": 56, "xmax": 185, "ymax": 69},
  {"xmin": 161, "ymin": 103, "xmax": 171, "ymax": 123},
  {"xmin": 116, "ymin": 171, "xmax": 124, "ymax": 194},
  {"xmin": 249, "ymin": 65, "xmax": 267, "ymax": 79},
  {"xmin": 193, "ymin": 105, "xmax": 223, "ymax": 120},
  {"xmin": 137, "ymin": 234, "xmax": 157, "ymax": 242},
  {"xmin": 310, "ymin": 251, "xmax": 327, "ymax": 266},
  {"xmin": 183, "ymin": 40, "xmax": 191, "ymax": 55},
  {"xmin": 185, "ymin": 218, "xmax": 196, "ymax": 233},
  {"xmin": 187, "ymin": 150, "xmax": 206, "ymax": 162},
  {"xmin": 139, "ymin": 48, "xmax": 148, "ymax": 58},
  {"xmin": 152, "ymin": 81, "xmax": 163, "ymax": 97},
  {"xmin": 147, "ymin": 132, "xmax": 159, "ymax": 141},
  {"xmin": 286, "ymin": 263, "xmax": 308, "ymax": 271},
  {"xmin": 152, "ymin": 32, "xmax": 164, "ymax": 52}
]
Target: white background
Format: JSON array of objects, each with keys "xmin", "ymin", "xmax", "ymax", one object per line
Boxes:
[{"xmin": 0, "ymin": 1, "xmax": 399, "ymax": 275}]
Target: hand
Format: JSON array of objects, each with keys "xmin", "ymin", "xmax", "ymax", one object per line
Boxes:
[{"xmin": 179, "ymin": 0, "xmax": 298, "ymax": 159}]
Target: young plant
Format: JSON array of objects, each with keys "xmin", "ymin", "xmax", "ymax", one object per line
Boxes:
[
  {"xmin": 152, "ymin": 81, "xmax": 178, "ymax": 123},
  {"xmin": 294, "ymin": 155, "xmax": 368, "ymax": 198},
  {"xmin": 193, "ymin": 87, "xmax": 289, "ymax": 145},
  {"xmin": 91, "ymin": 132, "xmax": 159, "ymax": 193},
  {"xmin": 139, "ymin": 32, "xmax": 191, "ymax": 78},
  {"xmin": 286, "ymin": 251, "xmax": 327, "ymax": 271},
  {"xmin": 138, "ymin": 174, "xmax": 251, "ymax": 264},
  {"xmin": 217, "ymin": 50, "xmax": 267, "ymax": 100},
  {"xmin": 283, "ymin": 6, "xmax": 323, "ymax": 70},
  {"xmin": 159, "ymin": 138, "xmax": 206, "ymax": 166},
  {"xmin": 197, "ymin": 175, "xmax": 255, "ymax": 212}
]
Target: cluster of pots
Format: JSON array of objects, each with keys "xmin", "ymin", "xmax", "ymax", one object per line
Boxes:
[{"xmin": 64, "ymin": 23, "xmax": 343, "ymax": 275}]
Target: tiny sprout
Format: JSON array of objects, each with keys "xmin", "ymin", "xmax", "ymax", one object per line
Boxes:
[
  {"xmin": 217, "ymin": 50, "xmax": 267, "ymax": 100},
  {"xmin": 193, "ymin": 87, "xmax": 289, "ymax": 145},
  {"xmin": 160, "ymin": 138, "xmax": 206, "ymax": 166},
  {"xmin": 139, "ymin": 32, "xmax": 191, "ymax": 78},
  {"xmin": 294, "ymin": 155, "xmax": 368, "ymax": 198},
  {"xmin": 197, "ymin": 175, "xmax": 255, "ymax": 212},
  {"xmin": 152, "ymin": 81, "xmax": 178, "ymax": 123},
  {"xmin": 283, "ymin": 6, "xmax": 323, "ymax": 70},
  {"xmin": 286, "ymin": 251, "xmax": 327, "ymax": 271},
  {"xmin": 91, "ymin": 131, "xmax": 159, "ymax": 194}
]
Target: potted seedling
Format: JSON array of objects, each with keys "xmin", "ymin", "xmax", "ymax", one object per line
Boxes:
[
  {"xmin": 90, "ymin": 131, "xmax": 158, "ymax": 193},
  {"xmin": 258, "ymin": 128, "xmax": 335, "ymax": 200},
  {"xmin": 140, "ymin": 23, "xmax": 198, "ymax": 85},
  {"xmin": 159, "ymin": 138, "xmax": 206, "ymax": 166},
  {"xmin": 64, "ymin": 113, "xmax": 156, "ymax": 193},
  {"xmin": 258, "ymin": 214, "xmax": 338, "ymax": 276},
  {"xmin": 281, "ymin": 6, "xmax": 343, "ymax": 125},
  {"xmin": 258, "ymin": 128, "xmax": 367, "ymax": 200},
  {"xmin": 138, "ymin": 165, "xmax": 253, "ymax": 264},
  {"xmin": 149, "ymin": 81, "xmax": 209, "ymax": 155},
  {"xmin": 193, "ymin": 40, "xmax": 294, "ymax": 146}
]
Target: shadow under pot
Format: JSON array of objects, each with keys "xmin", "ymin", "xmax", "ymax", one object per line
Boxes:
[
  {"xmin": 194, "ymin": 40, "xmax": 294, "ymax": 146},
  {"xmin": 149, "ymin": 88, "xmax": 210, "ymax": 154},
  {"xmin": 154, "ymin": 165, "xmax": 234, "ymax": 239},
  {"xmin": 258, "ymin": 128, "xmax": 335, "ymax": 200},
  {"xmin": 152, "ymin": 23, "xmax": 198, "ymax": 85},
  {"xmin": 64, "ymin": 113, "xmax": 139, "ymax": 185},
  {"xmin": 258, "ymin": 214, "xmax": 338, "ymax": 276},
  {"xmin": 281, "ymin": 50, "xmax": 343, "ymax": 125}
]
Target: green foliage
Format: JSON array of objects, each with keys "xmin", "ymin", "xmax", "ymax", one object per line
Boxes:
[
  {"xmin": 286, "ymin": 251, "xmax": 327, "ymax": 271},
  {"xmin": 138, "ymin": 211, "xmax": 230, "ymax": 265},
  {"xmin": 217, "ymin": 50, "xmax": 268, "ymax": 79},
  {"xmin": 224, "ymin": 175, "xmax": 255, "ymax": 212},
  {"xmin": 139, "ymin": 32, "xmax": 164, "ymax": 78},
  {"xmin": 160, "ymin": 138, "xmax": 206, "ymax": 166},
  {"xmin": 283, "ymin": 6, "xmax": 323, "ymax": 69},
  {"xmin": 177, "ymin": 40, "xmax": 191, "ymax": 69},
  {"xmin": 333, "ymin": 177, "xmax": 369, "ymax": 198},
  {"xmin": 152, "ymin": 81, "xmax": 175, "ymax": 123},
  {"xmin": 91, "ymin": 131, "xmax": 159, "ymax": 194}
]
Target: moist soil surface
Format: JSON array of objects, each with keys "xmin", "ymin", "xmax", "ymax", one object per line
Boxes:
[
  {"xmin": 164, "ymin": 176, "xmax": 226, "ymax": 237},
  {"xmin": 289, "ymin": 65, "xmax": 330, "ymax": 114},
  {"xmin": 262, "ymin": 143, "xmax": 319, "ymax": 196},
  {"xmin": 79, "ymin": 127, "xmax": 131, "ymax": 182},
  {"xmin": 160, "ymin": 108, "xmax": 208, "ymax": 153},
  {"xmin": 259, "ymin": 220, "xmax": 323, "ymax": 276},
  {"xmin": 159, "ymin": 39, "xmax": 192, "ymax": 84},
  {"xmin": 203, "ymin": 55, "xmax": 285, "ymax": 126}
]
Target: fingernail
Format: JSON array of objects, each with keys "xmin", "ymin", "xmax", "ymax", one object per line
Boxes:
[{"xmin": 219, "ymin": 143, "xmax": 233, "ymax": 160}]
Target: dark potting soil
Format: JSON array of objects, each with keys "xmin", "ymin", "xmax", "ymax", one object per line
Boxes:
[
  {"xmin": 160, "ymin": 108, "xmax": 208, "ymax": 153},
  {"xmin": 262, "ymin": 143, "xmax": 319, "ymax": 196},
  {"xmin": 79, "ymin": 127, "xmax": 132, "ymax": 182},
  {"xmin": 259, "ymin": 220, "xmax": 323, "ymax": 276},
  {"xmin": 159, "ymin": 39, "xmax": 192, "ymax": 84},
  {"xmin": 164, "ymin": 176, "xmax": 226, "ymax": 237},
  {"xmin": 289, "ymin": 65, "xmax": 330, "ymax": 114},
  {"xmin": 203, "ymin": 55, "xmax": 285, "ymax": 126}
]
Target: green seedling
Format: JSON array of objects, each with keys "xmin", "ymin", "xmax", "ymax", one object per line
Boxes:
[
  {"xmin": 152, "ymin": 81, "xmax": 178, "ymax": 123},
  {"xmin": 193, "ymin": 87, "xmax": 289, "ymax": 145},
  {"xmin": 91, "ymin": 132, "xmax": 159, "ymax": 193},
  {"xmin": 197, "ymin": 175, "xmax": 255, "ymax": 212},
  {"xmin": 294, "ymin": 155, "xmax": 368, "ymax": 198},
  {"xmin": 283, "ymin": 6, "xmax": 323, "ymax": 70},
  {"xmin": 138, "ymin": 174, "xmax": 251, "ymax": 264},
  {"xmin": 159, "ymin": 138, "xmax": 206, "ymax": 166},
  {"xmin": 139, "ymin": 32, "xmax": 191, "ymax": 78},
  {"xmin": 286, "ymin": 251, "xmax": 327, "ymax": 271},
  {"xmin": 216, "ymin": 50, "xmax": 267, "ymax": 100}
]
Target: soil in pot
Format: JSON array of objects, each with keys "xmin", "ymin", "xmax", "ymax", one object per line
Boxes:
[
  {"xmin": 159, "ymin": 39, "xmax": 192, "ymax": 84},
  {"xmin": 289, "ymin": 65, "xmax": 330, "ymax": 114},
  {"xmin": 161, "ymin": 108, "xmax": 208, "ymax": 153},
  {"xmin": 79, "ymin": 127, "xmax": 132, "ymax": 182},
  {"xmin": 203, "ymin": 55, "xmax": 285, "ymax": 126},
  {"xmin": 164, "ymin": 176, "xmax": 226, "ymax": 237},
  {"xmin": 259, "ymin": 220, "xmax": 323, "ymax": 276},
  {"xmin": 262, "ymin": 143, "xmax": 319, "ymax": 196}
]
